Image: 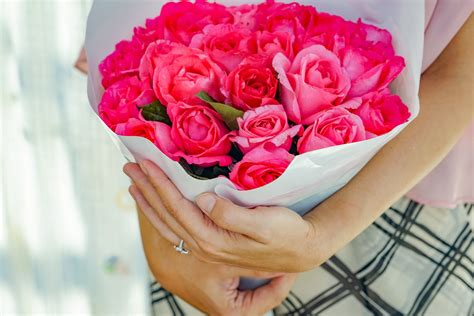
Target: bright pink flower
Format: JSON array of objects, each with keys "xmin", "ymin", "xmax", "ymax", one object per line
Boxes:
[
  {"xmin": 156, "ymin": 1, "xmax": 234, "ymax": 45},
  {"xmin": 248, "ymin": 30, "xmax": 296, "ymax": 62},
  {"xmin": 306, "ymin": 17, "xmax": 405, "ymax": 97},
  {"xmin": 138, "ymin": 40, "xmax": 184, "ymax": 84},
  {"xmin": 255, "ymin": 1, "xmax": 317, "ymax": 42},
  {"xmin": 99, "ymin": 39, "xmax": 145, "ymax": 88},
  {"xmin": 167, "ymin": 101, "xmax": 232, "ymax": 167},
  {"xmin": 231, "ymin": 104, "xmax": 302, "ymax": 154},
  {"xmin": 297, "ymin": 107, "xmax": 366, "ymax": 153},
  {"xmin": 224, "ymin": 60, "xmax": 278, "ymax": 110},
  {"xmin": 98, "ymin": 77, "xmax": 156, "ymax": 130},
  {"xmin": 354, "ymin": 89, "xmax": 410, "ymax": 136},
  {"xmin": 190, "ymin": 24, "xmax": 252, "ymax": 72},
  {"xmin": 115, "ymin": 117, "xmax": 162, "ymax": 143},
  {"xmin": 273, "ymin": 45, "xmax": 351, "ymax": 125},
  {"xmin": 230, "ymin": 145, "xmax": 294, "ymax": 190},
  {"xmin": 133, "ymin": 16, "xmax": 162, "ymax": 47},
  {"xmin": 229, "ymin": 4, "xmax": 258, "ymax": 30},
  {"xmin": 342, "ymin": 47, "xmax": 405, "ymax": 97},
  {"xmin": 144, "ymin": 45, "xmax": 227, "ymax": 106}
]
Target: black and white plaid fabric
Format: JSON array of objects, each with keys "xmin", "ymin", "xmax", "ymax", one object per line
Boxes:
[{"xmin": 150, "ymin": 197, "xmax": 473, "ymax": 316}]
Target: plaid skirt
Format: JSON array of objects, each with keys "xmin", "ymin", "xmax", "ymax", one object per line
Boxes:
[{"xmin": 150, "ymin": 197, "xmax": 473, "ymax": 315}]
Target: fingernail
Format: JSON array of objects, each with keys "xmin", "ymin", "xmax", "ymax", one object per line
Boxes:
[
  {"xmin": 139, "ymin": 161, "xmax": 149, "ymax": 175},
  {"xmin": 196, "ymin": 194, "xmax": 216, "ymax": 214}
]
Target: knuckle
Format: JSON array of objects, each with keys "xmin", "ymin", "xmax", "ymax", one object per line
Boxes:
[
  {"xmin": 211, "ymin": 207, "xmax": 231, "ymax": 227},
  {"xmin": 257, "ymin": 227, "xmax": 273, "ymax": 242}
]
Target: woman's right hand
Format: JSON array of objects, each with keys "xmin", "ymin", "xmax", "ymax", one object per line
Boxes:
[{"xmin": 138, "ymin": 207, "xmax": 297, "ymax": 315}]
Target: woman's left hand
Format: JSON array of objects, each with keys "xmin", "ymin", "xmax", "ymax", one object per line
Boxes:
[{"xmin": 124, "ymin": 160, "xmax": 321, "ymax": 273}]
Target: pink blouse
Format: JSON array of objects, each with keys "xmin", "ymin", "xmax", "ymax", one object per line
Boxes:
[{"xmin": 406, "ymin": 0, "xmax": 473, "ymax": 208}]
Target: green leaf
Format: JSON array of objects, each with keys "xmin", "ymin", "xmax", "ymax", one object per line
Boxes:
[
  {"xmin": 140, "ymin": 100, "xmax": 171, "ymax": 125},
  {"xmin": 196, "ymin": 91, "xmax": 244, "ymax": 130}
]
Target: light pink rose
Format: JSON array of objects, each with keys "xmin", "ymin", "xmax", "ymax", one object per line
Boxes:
[
  {"xmin": 98, "ymin": 77, "xmax": 156, "ymax": 130},
  {"xmin": 248, "ymin": 31, "xmax": 296, "ymax": 62},
  {"xmin": 305, "ymin": 17, "xmax": 405, "ymax": 97},
  {"xmin": 144, "ymin": 46, "xmax": 227, "ymax": 106},
  {"xmin": 156, "ymin": 1, "xmax": 234, "ymax": 45},
  {"xmin": 297, "ymin": 107, "xmax": 366, "ymax": 153},
  {"xmin": 167, "ymin": 101, "xmax": 232, "ymax": 167},
  {"xmin": 342, "ymin": 47, "xmax": 405, "ymax": 97},
  {"xmin": 224, "ymin": 60, "xmax": 278, "ymax": 110},
  {"xmin": 273, "ymin": 45, "xmax": 351, "ymax": 125},
  {"xmin": 190, "ymin": 24, "xmax": 252, "ymax": 72},
  {"xmin": 99, "ymin": 39, "xmax": 145, "ymax": 88},
  {"xmin": 354, "ymin": 89, "xmax": 410, "ymax": 136},
  {"xmin": 231, "ymin": 104, "xmax": 302, "ymax": 154},
  {"xmin": 229, "ymin": 145, "xmax": 294, "ymax": 190}
]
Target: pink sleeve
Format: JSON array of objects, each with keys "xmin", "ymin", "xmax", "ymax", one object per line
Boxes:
[
  {"xmin": 422, "ymin": 0, "xmax": 473, "ymax": 72},
  {"xmin": 408, "ymin": 0, "xmax": 474, "ymax": 208}
]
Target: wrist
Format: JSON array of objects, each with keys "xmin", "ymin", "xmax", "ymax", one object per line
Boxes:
[{"xmin": 295, "ymin": 217, "xmax": 326, "ymax": 272}]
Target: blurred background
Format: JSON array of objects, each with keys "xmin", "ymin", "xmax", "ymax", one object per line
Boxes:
[{"xmin": 1, "ymin": 1, "xmax": 150, "ymax": 314}]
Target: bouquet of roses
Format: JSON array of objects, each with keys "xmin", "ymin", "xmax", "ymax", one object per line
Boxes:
[{"xmin": 86, "ymin": 0, "xmax": 423, "ymax": 214}]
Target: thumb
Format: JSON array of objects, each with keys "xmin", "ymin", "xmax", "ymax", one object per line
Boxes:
[
  {"xmin": 195, "ymin": 193, "xmax": 266, "ymax": 240},
  {"xmin": 239, "ymin": 274, "xmax": 298, "ymax": 314}
]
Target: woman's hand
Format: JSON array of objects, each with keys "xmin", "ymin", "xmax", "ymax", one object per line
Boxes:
[
  {"xmin": 139, "ymin": 208, "xmax": 297, "ymax": 315},
  {"xmin": 125, "ymin": 161, "xmax": 321, "ymax": 273}
]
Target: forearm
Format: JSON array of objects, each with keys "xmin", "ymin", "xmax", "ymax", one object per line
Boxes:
[{"xmin": 305, "ymin": 16, "xmax": 473, "ymax": 264}]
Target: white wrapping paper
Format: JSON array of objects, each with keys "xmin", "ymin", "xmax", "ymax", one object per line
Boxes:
[
  {"xmin": 86, "ymin": 0, "xmax": 424, "ymax": 291},
  {"xmin": 86, "ymin": 1, "xmax": 424, "ymax": 214}
]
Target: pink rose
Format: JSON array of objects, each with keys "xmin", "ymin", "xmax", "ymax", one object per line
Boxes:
[
  {"xmin": 138, "ymin": 40, "xmax": 184, "ymax": 84},
  {"xmin": 99, "ymin": 39, "xmax": 145, "ymax": 88},
  {"xmin": 354, "ymin": 89, "xmax": 410, "ymax": 136},
  {"xmin": 114, "ymin": 117, "xmax": 180, "ymax": 161},
  {"xmin": 133, "ymin": 16, "xmax": 162, "ymax": 48},
  {"xmin": 190, "ymin": 24, "xmax": 252, "ymax": 72},
  {"xmin": 297, "ymin": 107, "xmax": 366, "ymax": 153},
  {"xmin": 248, "ymin": 30, "xmax": 296, "ymax": 62},
  {"xmin": 231, "ymin": 104, "xmax": 302, "ymax": 154},
  {"xmin": 167, "ymin": 101, "xmax": 232, "ymax": 167},
  {"xmin": 229, "ymin": 4, "xmax": 258, "ymax": 30},
  {"xmin": 224, "ymin": 61, "xmax": 278, "ymax": 110},
  {"xmin": 229, "ymin": 145, "xmax": 294, "ymax": 190},
  {"xmin": 115, "ymin": 117, "xmax": 162, "ymax": 144},
  {"xmin": 156, "ymin": 1, "xmax": 233, "ymax": 45},
  {"xmin": 342, "ymin": 46, "xmax": 405, "ymax": 98},
  {"xmin": 273, "ymin": 45, "xmax": 351, "ymax": 125},
  {"xmin": 98, "ymin": 77, "xmax": 156, "ymax": 130},
  {"xmin": 306, "ymin": 18, "xmax": 405, "ymax": 97},
  {"xmin": 255, "ymin": 2, "xmax": 317, "ymax": 41},
  {"xmin": 143, "ymin": 45, "xmax": 227, "ymax": 106}
]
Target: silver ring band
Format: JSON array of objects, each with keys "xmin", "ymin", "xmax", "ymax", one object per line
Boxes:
[{"xmin": 174, "ymin": 239, "xmax": 189, "ymax": 255}]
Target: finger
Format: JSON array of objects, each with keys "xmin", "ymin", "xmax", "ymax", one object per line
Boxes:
[
  {"xmin": 195, "ymin": 193, "xmax": 271, "ymax": 242},
  {"xmin": 244, "ymin": 274, "xmax": 298, "ymax": 314},
  {"xmin": 124, "ymin": 163, "xmax": 197, "ymax": 248},
  {"xmin": 138, "ymin": 160, "xmax": 221, "ymax": 240},
  {"xmin": 129, "ymin": 184, "xmax": 181, "ymax": 245}
]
